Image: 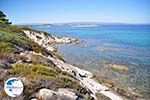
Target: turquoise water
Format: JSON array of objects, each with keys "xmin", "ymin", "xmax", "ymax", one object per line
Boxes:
[{"xmin": 32, "ymin": 25, "xmax": 150, "ymax": 97}]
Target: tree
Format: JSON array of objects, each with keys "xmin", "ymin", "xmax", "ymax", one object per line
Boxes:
[{"xmin": 0, "ymin": 11, "xmax": 12, "ymax": 25}]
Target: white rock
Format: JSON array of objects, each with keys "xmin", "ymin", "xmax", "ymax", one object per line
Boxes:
[
  {"xmin": 38, "ymin": 88, "xmax": 57, "ymax": 99},
  {"xmin": 57, "ymin": 88, "xmax": 78, "ymax": 100}
]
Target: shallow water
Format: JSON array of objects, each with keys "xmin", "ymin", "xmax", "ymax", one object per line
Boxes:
[{"xmin": 32, "ymin": 25, "xmax": 150, "ymax": 97}]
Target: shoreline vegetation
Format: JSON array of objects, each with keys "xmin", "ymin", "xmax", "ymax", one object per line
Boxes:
[{"xmin": 0, "ymin": 11, "xmax": 144, "ymax": 100}]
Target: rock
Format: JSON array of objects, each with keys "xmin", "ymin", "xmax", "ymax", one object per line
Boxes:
[
  {"xmin": 13, "ymin": 45, "xmax": 25, "ymax": 53},
  {"xmin": 111, "ymin": 86, "xmax": 142, "ymax": 99},
  {"xmin": 30, "ymin": 98, "xmax": 38, "ymax": 100},
  {"xmin": 57, "ymin": 88, "xmax": 78, "ymax": 100},
  {"xmin": 23, "ymin": 30, "xmax": 78, "ymax": 52},
  {"xmin": 0, "ymin": 60, "xmax": 12, "ymax": 80},
  {"xmin": 131, "ymin": 91, "xmax": 143, "ymax": 98},
  {"xmin": 36, "ymin": 88, "xmax": 82, "ymax": 100},
  {"xmin": 19, "ymin": 76, "xmax": 58, "ymax": 99},
  {"xmin": 37, "ymin": 88, "xmax": 57, "ymax": 100},
  {"xmin": 21, "ymin": 77, "xmax": 31, "ymax": 86},
  {"xmin": 116, "ymin": 88, "xmax": 130, "ymax": 97},
  {"xmin": 96, "ymin": 93, "xmax": 111, "ymax": 100},
  {"xmin": 0, "ymin": 60, "xmax": 12, "ymax": 69},
  {"xmin": 100, "ymin": 79, "xmax": 114, "ymax": 88},
  {"xmin": 99, "ymin": 60, "xmax": 130, "ymax": 74},
  {"xmin": 107, "ymin": 64, "xmax": 129, "ymax": 73},
  {"xmin": 0, "ymin": 54, "xmax": 17, "ymax": 64},
  {"xmin": 20, "ymin": 44, "xmax": 33, "ymax": 51}
]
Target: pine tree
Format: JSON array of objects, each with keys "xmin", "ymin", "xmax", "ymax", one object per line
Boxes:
[{"xmin": 0, "ymin": 11, "xmax": 12, "ymax": 25}]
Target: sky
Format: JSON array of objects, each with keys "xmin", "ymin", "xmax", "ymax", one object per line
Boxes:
[{"xmin": 0, "ymin": 0, "xmax": 150, "ymax": 24}]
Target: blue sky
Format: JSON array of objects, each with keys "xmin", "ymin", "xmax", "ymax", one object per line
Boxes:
[{"xmin": 0, "ymin": 0, "xmax": 150, "ymax": 24}]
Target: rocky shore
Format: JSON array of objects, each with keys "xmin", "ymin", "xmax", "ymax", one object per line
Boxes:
[
  {"xmin": 22, "ymin": 29, "xmax": 123, "ymax": 100},
  {"xmin": 0, "ymin": 25, "xmax": 144, "ymax": 100},
  {"xmin": 0, "ymin": 25, "xmax": 122, "ymax": 100}
]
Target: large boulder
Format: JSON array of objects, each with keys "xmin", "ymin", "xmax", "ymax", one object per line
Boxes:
[
  {"xmin": 36, "ymin": 88, "xmax": 83, "ymax": 100},
  {"xmin": 38, "ymin": 88, "xmax": 57, "ymax": 100}
]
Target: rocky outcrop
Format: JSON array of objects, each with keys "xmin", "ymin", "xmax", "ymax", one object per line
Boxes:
[
  {"xmin": 23, "ymin": 30, "xmax": 78, "ymax": 52},
  {"xmin": 36, "ymin": 88, "xmax": 82, "ymax": 100}
]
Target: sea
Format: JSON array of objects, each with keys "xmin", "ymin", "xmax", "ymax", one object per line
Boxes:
[{"xmin": 32, "ymin": 24, "xmax": 150, "ymax": 98}]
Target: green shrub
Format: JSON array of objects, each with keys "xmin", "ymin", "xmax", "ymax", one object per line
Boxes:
[
  {"xmin": 57, "ymin": 75, "xmax": 81, "ymax": 90},
  {"xmin": 36, "ymin": 65, "xmax": 57, "ymax": 76},
  {"xmin": 55, "ymin": 53, "xmax": 65, "ymax": 61},
  {"xmin": 0, "ymin": 42, "xmax": 14, "ymax": 53},
  {"xmin": 11, "ymin": 64, "xmax": 58, "ymax": 78}
]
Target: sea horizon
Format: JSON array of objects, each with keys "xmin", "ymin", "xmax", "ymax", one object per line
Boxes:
[{"xmin": 14, "ymin": 22, "xmax": 150, "ymax": 26}]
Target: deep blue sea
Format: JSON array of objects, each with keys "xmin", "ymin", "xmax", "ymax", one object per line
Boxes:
[{"xmin": 32, "ymin": 25, "xmax": 150, "ymax": 97}]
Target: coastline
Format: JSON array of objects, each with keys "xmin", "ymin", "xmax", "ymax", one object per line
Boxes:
[{"xmin": 23, "ymin": 29, "xmax": 123, "ymax": 100}]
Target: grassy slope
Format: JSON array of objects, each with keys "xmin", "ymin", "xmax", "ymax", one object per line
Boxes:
[
  {"xmin": 0, "ymin": 25, "xmax": 52, "ymax": 56},
  {"xmin": 0, "ymin": 24, "xmax": 82, "ymax": 99}
]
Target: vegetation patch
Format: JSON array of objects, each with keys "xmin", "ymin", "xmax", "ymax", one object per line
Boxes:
[
  {"xmin": 0, "ymin": 42, "xmax": 14, "ymax": 53},
  {"xmin": 55, "ymin": 52, "xmax": 65, "ymax": 61},
  {"xmin": 9, "ymin": 64, "xmax": 81, "ymax": 90},
  {"xmin": 10, "ymin": 64, "xmax": 58, "ymax": 78},
  {"xmin": 0, "ymin": 25, "xmax": 51, "ymax": 56},
  {"xmin": 0, "ymin": 28, "xmax": 32, "ymax": 47}
]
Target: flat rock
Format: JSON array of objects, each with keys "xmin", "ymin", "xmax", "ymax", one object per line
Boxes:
[{"xmin": 107, "ymin": 64, "xmax": 129, "ymax": 73}]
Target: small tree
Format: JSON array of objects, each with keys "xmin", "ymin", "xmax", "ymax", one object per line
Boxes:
[{"xmin": 0, "ymin": 11, "xmax": 12, "ymax": 25}]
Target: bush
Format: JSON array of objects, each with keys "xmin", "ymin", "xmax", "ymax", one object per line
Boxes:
[
  {"xmin": 57, "ymin": 75, "xmax": 81, "ymax": 90},
  {"xmin": 55, "ymin": 53, "xmax": 65, "ymax": 61},
  {"xmin": 0, "ymin": 42, "xmax": 14, "ymax": 53},
  {"xmin": 10, "ymin": 64, "xmax": 58, "ymax": 78}
]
